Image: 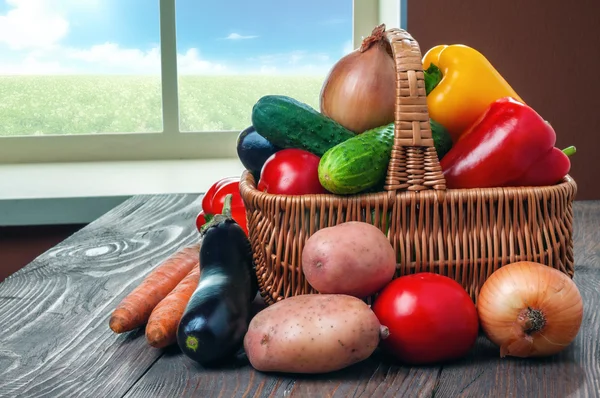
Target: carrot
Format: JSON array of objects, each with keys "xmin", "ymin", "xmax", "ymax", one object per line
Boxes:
[
  {"xmin": 145, "ymin": 263, "xmax": 201, "ymax": 348},
  {"xmin": 109, "ymin": 243, "xmax": 200, "ymax": 334}
]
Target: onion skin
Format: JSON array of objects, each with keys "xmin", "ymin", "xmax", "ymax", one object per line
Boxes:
[
  {"xmin": 319, "ymin": 24, "xmax": 396, "ymax": 134},
  {"xmin": 477, "ymin": 261, "xmax": 584, "ymax": 358}
]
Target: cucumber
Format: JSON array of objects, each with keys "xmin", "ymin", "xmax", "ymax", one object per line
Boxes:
[
  {"xmin": 251, "ymin": 95, "xmax": 356, "ymax": 157},
  {"xmin": 318, "ymin": 123, "xmax": 394, "ymax": 195},
  {"xmin": 430, "ymin": 119, "xmax": 453, "ymax": 160},
  {"xmin": 318, "ymin": 120, "xmax": 452, "ymax": 195}
]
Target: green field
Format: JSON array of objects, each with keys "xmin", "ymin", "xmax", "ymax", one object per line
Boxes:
[{"xmin": 0, "ymin": 75, "xmax": 325, "ymax": 136}]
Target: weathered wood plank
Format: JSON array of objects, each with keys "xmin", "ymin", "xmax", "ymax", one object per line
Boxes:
[
  {"xmin": 123, "ymin": 345, "xmax": 440, "ymax": 398},
  {"xmin": 0, "ymin": 194, "xmax": 202, "ymax": 398},
  {"xmin": 572, "ymin": 201, "xmax": 600, "ymax": 269}
]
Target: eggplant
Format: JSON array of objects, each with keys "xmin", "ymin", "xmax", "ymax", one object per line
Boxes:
[
  {"xmin": 236, "ymin": 125, "xmax": 281, "ymax": 180},
  {"xmin": 177, "ymin": 194, "xmax": 258, "ymax": 366}
]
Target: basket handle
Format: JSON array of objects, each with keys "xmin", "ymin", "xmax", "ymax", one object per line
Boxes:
[{"xmin": 381, "ymin": 26, "xmax": 447, "ymax": 192}]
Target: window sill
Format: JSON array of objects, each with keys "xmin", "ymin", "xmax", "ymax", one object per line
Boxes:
[{"xmin": 0, "ymin": 158, "xmax": 246, "ymax": 226}]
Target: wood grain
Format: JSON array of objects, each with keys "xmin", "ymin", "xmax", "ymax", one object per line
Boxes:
[
  {"xmin": 123, "ymin": 344, "xmax": 440, "ymax": 398},
  {"xmin": 0, "ymin": 194, "xmax": 202, "ymax": 398},
  {"xmin": 0, "ymin": 196, "xmax": 598, "ymax": 398}
]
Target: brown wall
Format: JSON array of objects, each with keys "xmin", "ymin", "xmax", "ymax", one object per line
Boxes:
[
  {"xmin": 0, "ymin": 224, "xmax": 84, "ymax": 282},
  {"xmin": 407, "ymin": 0, "xmax": 600, "ymax": 200}
]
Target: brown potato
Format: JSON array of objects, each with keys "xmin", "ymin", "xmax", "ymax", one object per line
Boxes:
[
  {"xmin": 244, "ymin": 294, "xmax": 387, "ymax": 374},
  {"xmin": 301, "ymin": 221, "xmax": 396, "ymax": 298}
]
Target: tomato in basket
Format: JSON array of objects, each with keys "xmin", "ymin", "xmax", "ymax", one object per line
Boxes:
[
  {"xmin": 372, "ymin": 272, "xmax": 479, "ymax": 365},
  {"xmin": 257, "ymin": 148, "xmax": 329, "ymax": 195}
]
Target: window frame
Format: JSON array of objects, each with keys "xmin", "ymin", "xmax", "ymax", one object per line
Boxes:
[{"xmin": 0, "ymin": 0, "xmax": 405, "ymax": 164}]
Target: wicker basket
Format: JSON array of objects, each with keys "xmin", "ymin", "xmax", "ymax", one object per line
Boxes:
[{"xmin": 239, "ymin": 27, "xmax": 577, "ymax": 306}]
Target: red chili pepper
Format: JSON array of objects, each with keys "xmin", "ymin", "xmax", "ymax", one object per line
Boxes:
[
  {"xmin": 197, "ymin": 177, "xmax": 248, "ymax": 235},
  {"xmin": 195, "ymin": 211, "xmax": 207, "ymax": 231},
  {"xmin": 440, "ymin": 97, "xmax": 558, "ymax": 189},
  {"xmin": 201, "ymin": 176, "xmax": 239, "ymax": 214}
]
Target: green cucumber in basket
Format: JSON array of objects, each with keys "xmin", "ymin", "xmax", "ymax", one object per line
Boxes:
[
  {"xmin": 318, "ymin": 120, "xmax": 452, "ymax": 195},
  {"xmin": 251, "ymin": 95, "xmax": 356, "ymax": 157}
]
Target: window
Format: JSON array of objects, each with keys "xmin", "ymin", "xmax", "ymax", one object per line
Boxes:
[
  {"xmin": 0, "ymin": 0, "xmax": 162, "ymax": 136},
  {"xmin": 0, "ymin": 0, "xmax": 403, "ymax": 164}
]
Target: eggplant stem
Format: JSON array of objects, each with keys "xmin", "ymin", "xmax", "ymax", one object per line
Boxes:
[
  {"xmin": 199, "ymin": 194, "xmax": 234, "ymax": 236},
  {"xmin": 222, "ymin": 194, "xmax": 233, "ymax": 218}
]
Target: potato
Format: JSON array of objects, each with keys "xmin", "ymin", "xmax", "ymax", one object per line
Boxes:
[
  {"xmin": 301, "ymin": 221, "xmax": 396, "ymax": 298},
  {"xmin": 243, "ymin": 294, "xmax": 387, "ymax": 374}
]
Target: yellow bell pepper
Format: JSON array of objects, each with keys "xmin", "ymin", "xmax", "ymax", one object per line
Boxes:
[{"xmin": 422, "ymin": 44, "xmax": 524, "ymax": 143}]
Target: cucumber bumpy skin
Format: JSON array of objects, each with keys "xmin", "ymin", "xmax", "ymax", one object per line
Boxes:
[
  {"xmin": 318, "ymin": 120, "xmax": 452, "ymax": 195},
  {"xmin": 251, "ymin": 95, "xmax": 356, "ymax": 157},
  {"xmin": 318, "ymin": 123, "xmax": 394, "ymax": 195}
]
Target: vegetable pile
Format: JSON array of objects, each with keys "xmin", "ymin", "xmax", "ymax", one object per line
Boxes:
[
  {"xmin": 108, "ymin": 23, "xmax": 584, "ymax": 376},
  {"xmin": 110, "ymin": 215, "xmax": 584, "ymax": 372},
  {"xmin": 229, "ymin": 24, "xmax": 575, "ymax": 197}
]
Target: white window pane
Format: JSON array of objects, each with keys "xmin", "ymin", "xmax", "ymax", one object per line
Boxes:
[
  {"xmin": 0, "ymin": 0, "xmax": 162, "ymax": 136},
  {"xmin": 175, "ymin": 0, "xmax": 353, "ymax": 132}
]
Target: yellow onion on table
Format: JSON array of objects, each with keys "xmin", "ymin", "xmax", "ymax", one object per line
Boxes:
[
  {"xmin": 477, "ymin": 261, "xmax": 584, "ymax": 358},
  {"xmin": 319, "ymin": 24, "xmax": 396, "ymax": 134}
]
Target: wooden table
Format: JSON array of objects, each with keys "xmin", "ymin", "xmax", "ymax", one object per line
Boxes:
[{"xmin": 1, "ymin": 195, "xmax": 599, "ymax": 398}]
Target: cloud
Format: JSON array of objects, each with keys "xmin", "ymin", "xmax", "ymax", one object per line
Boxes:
[
  {"xmin": 0, "ymin": 0, "xmax": 69, "ymax": 50},
  {"xmin": 0, "ymin": 44, "xmax": 230, "ymax": 75},
  {"xmin": 177, "ymin": 48, "xmax": 228, "ymax": 75},
  {"xmin": 0, "ymin": 1, "xmax": 227, "ymax": 75},
  {"xmin": 67, "ymin": 43, "xmax": 162, "ymax": 74},
  {"xmin": 223, "ymin": 33, "xmax": 258, "ymax": 40},
  {"xmin": 0, "ymin": 1, "xmax": 343, "ymax": 76},
  {"xmin": 246, "ymin": 50, "xmax": 333, "ymax": 75},
  {"xmin": 0, "ymin": 54, "xmax": 69, "ymax": 75}
]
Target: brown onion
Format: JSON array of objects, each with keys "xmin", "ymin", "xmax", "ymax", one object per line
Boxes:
[
  {"xmin": 477, "ymin": 261, "xmax": 584, "ymax": 358},
  {"xmin": 319, "ymin": 24, "xmax": 396, "ymax": 134}
]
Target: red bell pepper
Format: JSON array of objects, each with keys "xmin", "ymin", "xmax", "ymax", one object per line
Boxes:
[
  {"xmin": 507, "ymin": 146, "xmax": 575, "ymax": 187},
  {"xmin": 196, "ymin": 177, "xmax": 248, "ymax": 235},
  {"xmin": 440, "ymin": 97, "xmax": 563, "ymax": 189}
]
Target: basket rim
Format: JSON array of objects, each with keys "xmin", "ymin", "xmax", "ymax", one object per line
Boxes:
[{"xmin": 239, "ymin": 169, "xmax": 577, "ymax": 204}]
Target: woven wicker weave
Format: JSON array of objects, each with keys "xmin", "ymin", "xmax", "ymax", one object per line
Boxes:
[{"xmin": 239, "ymin": 27, "xmax": 577, "ymax": 305}]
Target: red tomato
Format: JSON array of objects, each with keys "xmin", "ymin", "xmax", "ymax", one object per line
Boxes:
[
  {"xmin": 257, "ymin": 148, "xmax": 328, "ymax": 195},
  {"xmin": 372, "ymin": 273, "xmax": 479, "ymax": 365}
]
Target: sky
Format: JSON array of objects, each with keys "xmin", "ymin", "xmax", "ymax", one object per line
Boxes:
[{"xmin": 0, "ymin": 0, "xmax": 354, "ymax": 75}]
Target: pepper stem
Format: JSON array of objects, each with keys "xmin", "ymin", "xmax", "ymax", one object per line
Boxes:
[
  {"xmin": 562, "ymin": 146, "xmax": 576, "ymax": 157},
  {"xmin": 424, "ymin": 63, "xmax": 443, "ymax": 95},
  {"xmin": 199, "ymin": 194, "xmax": 234, "ymax": 236}
]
